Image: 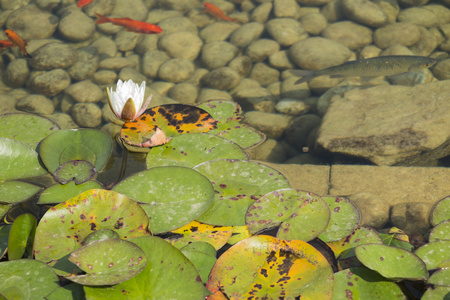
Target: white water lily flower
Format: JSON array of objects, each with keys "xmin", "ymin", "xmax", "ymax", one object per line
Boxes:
[{"xmin": 107, "ymin": 79, "xmax": 152, "ymax": 122}]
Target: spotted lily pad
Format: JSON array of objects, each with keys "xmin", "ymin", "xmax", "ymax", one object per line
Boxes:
[
  {"xmin": 83, "ymin": 236, "xmax": 207, "ymax": 299},
  {"xmin": 168, "ymin": 220, "xmax": 233, "ymax": 250},
  {"xmin": 206, "ymin": 235, "xmax": 334, "ymax": 299},
  {"xmin": 53, "ymin": 160, "xmax": 96, "ymax": 185},
  {"xmin": 197, "ymin": 100, "xmax": 265, "ymax": 149},
  {"xmin": 246, "ymin": 189, "xmax": 330, "ymax": 242},
  {"xmin": 0, "ymin": 137, "xmax": 47, "ymax": 180},
  {"xmin": 430, "ymin": 196, "xmax": 450, "ymax": 226},
  {"xmin": 67, "ymin": 239, "xmax": 147, "ymax": 285},
  {"xmin": 318, "ymin": 196, "xmax": 360, "ymax": 242},
  {"xmin": 33, "ymin": 189, "xmax": 149, "ymax": 263},
  {"xmin": 8, "ymin": 213, "xmax": 36, "ymax": 260},
  {"xmin": 120, "ymin": 104, "xmax": 217, "ymax": 151},
  {"xmin": 327, "ymin": 226, "xmax": 383, "ymax": 269},
  {"xmin": 194, "ymin": 159, "xmax": 290, "ymax": 226},
  {"xmin": 146, "ymin": 133, "xmax": 248, "ymax": 168},
  {"xmin": 333, "ymin": 268, "xmax": 406, "ymax": 299},
  {"xmin": 39, "ymin": 129, "xmax": 112, "ymax": 174},
  {"xmin": 0, "ymin": 113, "xmax": 60, "ymax": 150},
  {"xmin": 355, "ymin": 243, "xmax": 428, "ymax": 280},
  {"xmin": 113, "ymin": 167, "xmax": 214, "ymax": 234},
  {"xmin": 0, "ymin": 259, "xmax": 59, "ymax": 299},
  {"xmin": 38, "ymin": 180, "xmax": 103, "ymax": 204},
  {"xmin": 415, "ymin": 240, "xmax": 450, "ymax": 270}
]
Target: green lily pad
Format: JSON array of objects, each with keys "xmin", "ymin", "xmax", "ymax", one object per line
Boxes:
[
  {"xmin": 113, "ymin": 167, "xmax": 214, "ymax": 234},
  {"xmin": 83, "ymin": 236, "xmax": 207, "ymax": 299},
  {"xmin": 54, "ymin": 160, "xmax": 96, "ymax": 185},
  {"xmin": 421, "ymin": 286, "xmax": 450, "ymax": 300},
  {"xmin": 0, "ymin": 225, "xmax": 11, "ymax": 260},
  {"xmin": 8, "ymin": 213, "xmax": 36, "ymax": 260},
  {"xmin": 39, "ymin": 129, "xmax": 112, "ymax": 174},
  {"xmin": 430, "ymin": 196, "xmax": 450, "ymax": 226},
  {"xmin": 197, "ymin": 100, "xmax": 265, "ymax": 149},
  {"xmin": 180, "ymin": 241, "xmax": 217, "ymax": 283},
  {"xmin": 197, "ymin": 99, "xmax": 242, "ymax": 121},
  {"xmin": 0, "ymin": 138, "xmax": 47, "ymax": 180},
  {"xmin": 67, "ymin": 239, "xmax": 147, "ymax": 286},
  {"xmin": 246, "ymin": 189, "xmax": 330, "ymax": 242},
  {"xmin": 355, "ymin": 243, "xmax": 428, "ymax": 280},
  {"xmin": 45, "ymin": 283, "xmax": 85, "ymax": 300},
  {"xmin": 146, "ymin": 133, "xmax": 248, "ymax": 169},
  {"xmin": 379, "ymin": 232, "xmax": 413, "ymax": 251},
  {"xmin": 428, "ymin": 268, "xmax": 450, "ymax": 287},
  {"xmin": 327, "ymin": 226, "xmax": 383, "ymax": 269},
  {"xmin": 318, "ymin": 196, "xmax": 360, "ymax": 242},
  {"xmin": 1, "ymin": 287, "xmax": 23, "ymax": 300},
  {"xmin": 194, "ymin": 159, "xmax": 291, "ymax": 226},
  {"xmin": 0, "ymin": 259, "xmax": 59, "ymax": 299},
  {"xmin": 0, "ymin": 181, "xmax": 42, "ymax": 204},
  {"xmin": 206, "ymin": 235, "xmax": 334, "ymax": 299},
  {"xmin": 34, "ymin": 189, "xmax": 149, "ymax": 263},
  {"xmin": 429, "ymin": 219, "xmax": 450, "ymax": 242},
  {"xmin": 38, "ymin": 180, "xmax": 103, "ymax": 204},
  {"xmin": 83, "ymin": 229, "xmax": 120, "ymax": 245},
  {"xmin": 0, "ymin": 113, "xmax": 60, "ymax": 150},
  {"xmin": 415, "ymin": 240, "xmax": 450, "ymax": 270},
  {"xmin": 332, "ymin": 268, "xmax": 406, "ymax": 299}
]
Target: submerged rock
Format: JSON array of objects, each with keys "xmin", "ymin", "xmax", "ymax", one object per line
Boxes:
[{"xmin": 317, "ymin": 80, "xmax": 450, "ymax": 165}]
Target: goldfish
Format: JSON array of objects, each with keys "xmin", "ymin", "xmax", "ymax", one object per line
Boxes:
[
  {"xmin": 77, "ymin": 0, "xmax": 93, "ymax": 8},
  {"xmin": 203, "ymin": 2, "xmax": 237, "ymax": 22},
  {"xmin": 0, "ymin": 40, "xmax": 14, "ymax": 49},
  {"xmin": 4, "ymin": 29, "xmax": 31, "ymax": 58},
  {"xmin": 94, "ymin": 13, "xmax": 162, "ymax": 34},
  {"xmin": 291, "ymin": 55, "xmax": 437, "ymax": 84}
]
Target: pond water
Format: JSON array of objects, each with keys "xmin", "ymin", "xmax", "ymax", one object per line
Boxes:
[{"xmin": 0, "ymin": 0, "xmax": 449, "ymax": 168}]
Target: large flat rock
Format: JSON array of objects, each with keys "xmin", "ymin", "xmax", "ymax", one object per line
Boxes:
[{"xmin": 316, "ymin": 80, "xmax": 450, "ymax": 165}]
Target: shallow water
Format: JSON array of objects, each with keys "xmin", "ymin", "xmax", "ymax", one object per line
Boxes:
[{"xmin": 0, "ymin": 0, "xmax": 449, "ymax": 168}]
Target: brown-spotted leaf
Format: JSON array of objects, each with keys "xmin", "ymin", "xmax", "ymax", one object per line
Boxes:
[
  {"xmin": 34, "ymin": 189, "xmax": 149, "ymax": 264},
  {"xmin": 120, "ymin": 104, "xmax": 217, "ymax": 150},
  {"xmin": 206, "ymin": 235, "xmax": 334, "ymax": 299},
  {"xmin": 168, "ymin": 221, "xmax": 232, "ymax": 250}
]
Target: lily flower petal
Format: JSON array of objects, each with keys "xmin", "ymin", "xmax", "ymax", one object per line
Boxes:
[{"xmin": 106, "ymin": 79, "xmax": 150, "ymax": 122}]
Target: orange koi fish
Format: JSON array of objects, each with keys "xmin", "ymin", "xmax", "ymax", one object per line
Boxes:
[
  {"xmin": 203, "ymin": 2, "xmax": 237, "ymax": 22},
  {"xmin": 94, "ymin": 13, "xmax": 163, "ymax": 34},
  {"xmin": 4, "ymin": 30, "xmax": 31, "ymax": 58},
  {"xmin": 77, "ymin": 0, "xmax": 94, "ymax": 8}
]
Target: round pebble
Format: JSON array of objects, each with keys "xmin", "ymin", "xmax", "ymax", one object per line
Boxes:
[
  {"xmin": 29, "ymin": 43, "xmax": 78, "ymax": 71},
  {"xmin": 16, "ymin": 94, "xmax": 54, "ymax": 115},
  {"xmin": 201, "ymin": 67, "xmax": 241, "ymax": 90},
  {"xmin": 158, "ymin": 58, "xmax": 195, "ymax": 83},
  {"xmin": 71, "ymin": 103, "xmax": 102, "ymax": 128},
  {"xmin": 201, "ymin": 41, "xmax": 239, "ymax": 70},
  {"xmin": 27, "ymin": 69, "xmax": 71, "ymax": 97}
]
